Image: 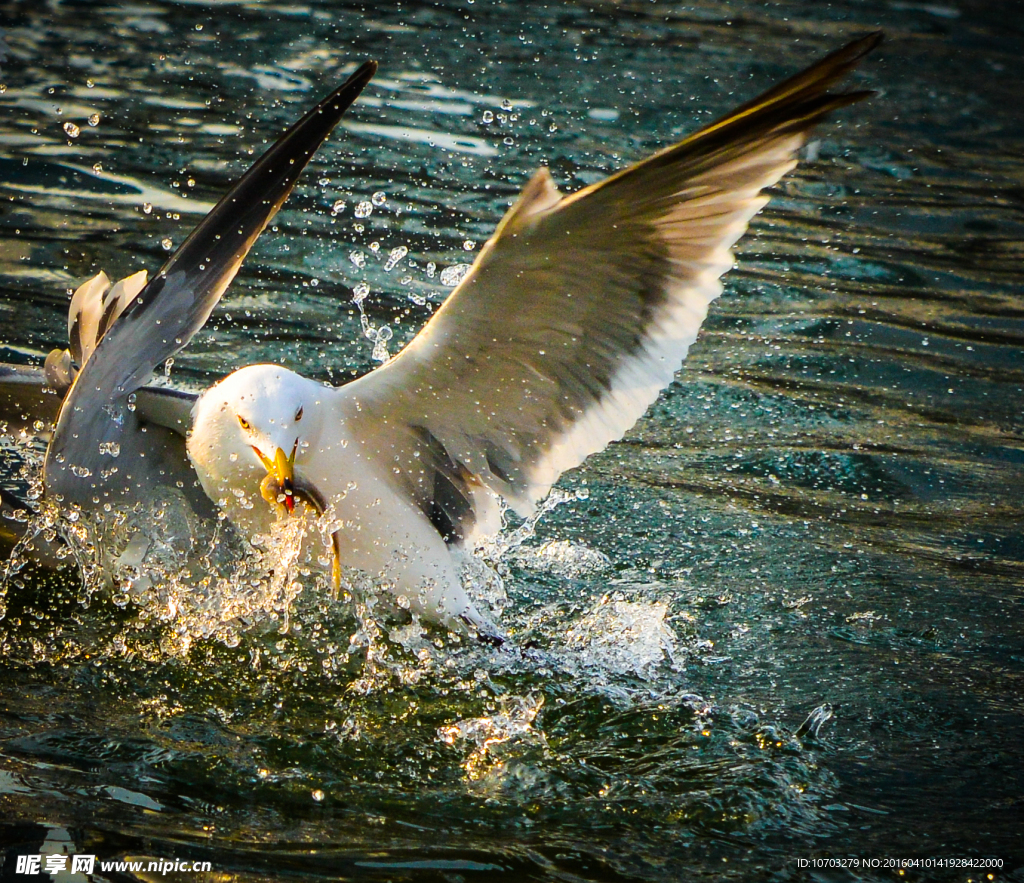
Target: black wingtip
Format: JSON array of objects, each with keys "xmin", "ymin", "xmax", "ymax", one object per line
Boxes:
[
  {"xmin": 326, "ymin": 60, "xmax": 377, "ymax": 111},
  {"xmin": 728, "ymin": 31, "xmax": 884, "ymax": 119},
  {"xmin": 352, "ymin": 59, "xmax": 379, "ymax": 83},
  {"xmin": 815, "ymin": 31, "xmax": 884, "ymax": 78},
  {"xmin": 149, "ymin": 57, "xmax": 380, "ymax": 300},
  {"xmin": 669, "ymin": 31, "xmax": 883, "ymax": 158},
  {"xmin": 95, "ymin": 58, "xmax": 378, "ymax": 392},
  {"xmin": 857, "ymin": 30, "xmax": 885, "ymax": 55}
]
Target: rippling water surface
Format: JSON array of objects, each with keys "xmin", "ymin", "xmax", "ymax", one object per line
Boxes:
[{"xmin": 0, "ymin": 1, "xmax": 1021, "ymax": 880}]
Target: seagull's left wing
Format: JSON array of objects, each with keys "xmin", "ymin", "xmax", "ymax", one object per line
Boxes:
[
  {"xmin": 44, "ymin": 61, "xmax": 377, "ymax": 505},
  {"xmin": 341, "ymin": 35, "xmax": 880, "ymax": 544}
]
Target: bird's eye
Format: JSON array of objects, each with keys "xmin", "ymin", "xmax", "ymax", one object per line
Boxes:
[
  {"xmin": 294, "ymin": 405, "xmax": 304, "ymax": 422},
  {"xmin": 237, "ymin": 415, "xmax": 252, "ymax": 431}
]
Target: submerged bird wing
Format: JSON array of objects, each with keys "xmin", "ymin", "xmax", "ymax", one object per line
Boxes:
[
  {"xmin": 0, "ymin": 364, "xmax": 195, "ymax": 454},
  {"xmin": 341, "ymin": 34, "xmax": 880, "ymax": 543},
  {"xmin": 43, "ymin": 61, "xmax": 377, "ymax": 506}
]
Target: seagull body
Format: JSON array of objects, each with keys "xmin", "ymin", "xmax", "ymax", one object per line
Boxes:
[
  {"xmin": 0, "ymin": 37, "xmax": 882, "ymax": 641},
  {"xmin": 188, "ymin": 365, "xmax": 499, "ymax": 632}
]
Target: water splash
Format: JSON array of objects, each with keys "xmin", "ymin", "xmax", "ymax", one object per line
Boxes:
[
  {"xmin": 508, "ymin": 539, "xmax": 610, "ymax": 578},
  {"xmin": 438, "ymin": 693, "xmax": 545, "ymax": 785},
  {"xmin": 563, "ymin": 596, "xmax": 680, "ymax": 681}
]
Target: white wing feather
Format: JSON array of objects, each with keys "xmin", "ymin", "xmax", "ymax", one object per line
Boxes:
[{"xmin": 337, "ymin": 35, "xmax": 879, "ymax": 545}]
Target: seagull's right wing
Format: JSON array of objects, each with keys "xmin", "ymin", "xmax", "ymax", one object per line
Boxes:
[
  {"xmin": 44, "ymin": 61, "xmax": 377, "ymax": 505},
  {"xmin": 341, "ymin": 35, "xmax": 880, "ymax": 543}
]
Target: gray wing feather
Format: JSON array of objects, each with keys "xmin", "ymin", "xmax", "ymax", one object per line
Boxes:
[
  {"xmin": 43, "ymin": 62, "xmax": 377, "ymax": 505},
  {"xmin": 0, "ymin": 363, "xmax": 209, "ymax": 522},
  {"xmin": 342, "ymin": 35, "xmax": 880, "ymax": 539},
  {"xmin": 134, "ymin": 386, "xmax": 197, "ymax": 435}
]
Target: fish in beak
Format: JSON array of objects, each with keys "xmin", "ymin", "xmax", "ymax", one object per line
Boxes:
[
  {"xmin": 253, "ymin": 449, "xmax": 342, "ymax": 596},
  {"xmin": 255, "ymin": 445, "xmax": 297, "ymax": 514}
]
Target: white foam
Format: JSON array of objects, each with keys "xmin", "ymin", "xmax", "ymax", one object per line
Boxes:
[
  {"xmin": 508, "ymin": 539, "xmax": 610, "ymax": 579},
  {"xmin": 564, "ymin": 597, "xmax": 679, "ymax": 680}
]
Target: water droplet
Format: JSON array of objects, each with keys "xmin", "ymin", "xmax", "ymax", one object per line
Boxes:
[
  {"xmin": 0, "ymin": 85, "xmax": 7, "ymax": 94},
  {"xmin": 503, "ymin": 136, "xmax": 514, "ymax": 146},
  {"xmin": 187, "ymin": 178, "xmax": 195, "ymax": 188},
  {"xmin": 310, "ymin": 278, "xmax": 319, "ymax": 287},
  {"xmin": 481, "ymin": 110, "xmax": 494, "ymax": 123},
  {"xmin": 349, "ymin": 250, "xmax": 366, "ymax": 268},
  {"xmin": 161, "ymin": 237, "xmax": 173, "ymax": 251},
  {"xmin": 501, "ymin": 98, "xmax": 513, "ymax": 110},
  {"xmin": 311, "ymin": 789, "xmax": 324, "ymax": 802},
  {"xmin": 463, "ymin": 240, "xmax": 476, "ymax": 251},
  {"xmin": 101, "ymin": 403, "xmax": 124, "ymax": 427},
  {"xmin": 371, "ymin": 325, "xmax": 393, "ymax": 363},
  {"xmin": 384, "ymin": 245, "xmax": 408, "ymax": 272},
  {"xmin": 371, "ymin": 191, "xmax": 387, "ymax": 206},
  {"xmin": 352, "ymin": 282, "xmax": 369, "ymax": 304},
  {"xmin": 440, "ymin": 263, "xmax": 472, "ymax": 286},
  {"xmin": 143, "ymin": 203, "xmax": 153, "ymax": 214},
  {"xmin": 331, "ymin": 199, "xmax": 346, "ymax": 214},
  {"xmin": 229, "ymin": 452, "xmax": 238, "ymax": 462},
  {"xmin": 195, "ymin": 23, "xmax": 203, "ymax": 30},
  {"xmin": 369, "ymin": 241, "xmax": 380, "ymax": 253},
  {"xmin": 63, "ymin": 121, "xmax": 80, "ymax": 138},
  {"xmin": 426, "ymin": 261, "xmax": 436, "ymax": 278},
  {"xmin": 98, "ymin": 441, "xmax": 120, "ymax": 458},
  {"xmin": 85, "ymin": 80, "xmax": 93, "ymax": 89},
  {"xmin": 92, "ymin": 162, "xmax": 102, "ymax": 172},
  {"xmin": 354, "ymin": 200, "xmax": 373, "ymax": 218},
  {"xmin": 88, "ymin": 113, "xmax": 100, "ymax": 127}
]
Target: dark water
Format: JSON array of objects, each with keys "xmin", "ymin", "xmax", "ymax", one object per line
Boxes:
[{"xmin": 0, "ymin": 0, "xmax": 1022, "ymax": 880}]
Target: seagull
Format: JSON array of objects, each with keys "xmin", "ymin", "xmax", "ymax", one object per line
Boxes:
[{"xmin": 0, "ymin": 35, "xmax": 881, "ymax": 643}]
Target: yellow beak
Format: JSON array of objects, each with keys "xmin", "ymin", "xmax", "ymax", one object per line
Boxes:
[{"xmin": 255, "ymin": 444, "xmax": 296, "ymax": 513}]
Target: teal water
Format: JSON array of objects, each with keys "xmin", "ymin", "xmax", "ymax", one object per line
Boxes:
[{"xmin": 0, "ymin": 1, "xmax": 1021, "ymax": 880}]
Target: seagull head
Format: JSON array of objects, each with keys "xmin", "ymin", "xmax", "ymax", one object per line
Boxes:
[{"xmin": 188, "ymin": 364, "xmax": 326, "ymax": 519}]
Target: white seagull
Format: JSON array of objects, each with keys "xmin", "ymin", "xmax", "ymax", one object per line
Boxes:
[{"xmin": 1, "ymin": 35, "xmax": 881, "ymax": 643}]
